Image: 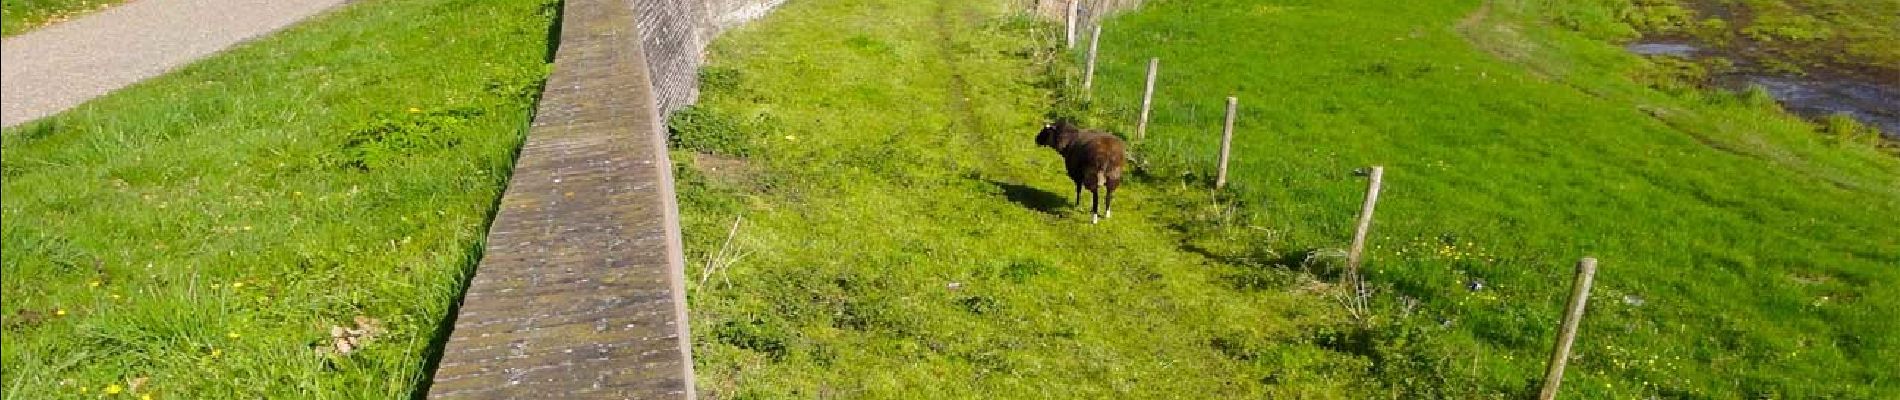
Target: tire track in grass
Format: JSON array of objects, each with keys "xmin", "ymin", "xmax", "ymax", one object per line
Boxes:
[
  {"xmin": 934, "ymin": 0, "xmax": 988, "ymax": 148},
  {"xmin": 681, "ymin": 1, "xmax": 1363, "ymax": 396}
]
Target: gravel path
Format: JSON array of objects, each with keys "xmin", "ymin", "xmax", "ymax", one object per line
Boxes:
[{"xmin": 1, "ymin": 0, "xmax": 348, "ymax": 127}]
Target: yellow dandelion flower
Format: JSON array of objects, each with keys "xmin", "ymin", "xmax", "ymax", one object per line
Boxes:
[
  {"xmin": 227, "ymin": 332, "xmax": 241, "ymax": 339},
  {"xmin": 105, "ymin": 384, "xmax": 123, "ymax": 394},
  {"xmin": 407, "ymin": 107, "xmax": 421, "ymax": 113},
  {"xmin": 55, "ymin": 309, "xmax": 67, "ymax": 316},
  {"xmin": 89, "ymin": 280, "xmax": 102, "ymax": 288},
  {"xmin": 80, "ymin": 387, "xmax": 89, "ymax": 393},
  {"xmin": 210, "ymin": 349, "xmax": 222, "ymax": 358},
  {"xmin": 143, "ymin": 394, "xmax": 154, "ymax": 400},
  {"xmin": 110, "ymin": 294, "xmax": 123, "ymax": 300},
  {"xmin": 784, "ymin": 135, "xmax": 797, "ymax": 141},
  {"xmin": 232, "ymin": 282, "xmax": 245, "ymax": 289}
]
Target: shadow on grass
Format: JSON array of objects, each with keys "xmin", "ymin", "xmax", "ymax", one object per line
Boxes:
[
  {"xmin": 408, "ymin": 238, "xmax": 485, "ymax": 400},
  {"xmin": 984, "ymin": 179, "xmax": 1071, "ymax": 215},
  {"xmin": 1179, "ymin": 242, "xmax": 1350, "ymax": 291},
  {"xmin": 410, "ymin": 1, "xmax": 563, "ymax": 398}
]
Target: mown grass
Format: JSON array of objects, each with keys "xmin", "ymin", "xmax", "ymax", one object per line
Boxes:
[
  {"xmin": 1, "ymin": 0, "xmax": 123, "ymax": 36},
  {"xmin": 1074, "ymin": 0, "xmax": 1900, "ymax": 397},
  {"xmin": 0, "ymin": 0, "xmax": 553, "ymax": 397},
  {"xmin": 681, "ymin": 0, "xmax": 1898, "ymax": 397},
  {"xmin": 676, "ymin": 0, "xmax": 1366, "ymax": 397}
]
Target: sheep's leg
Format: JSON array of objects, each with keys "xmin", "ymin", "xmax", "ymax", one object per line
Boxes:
[
  {"xmin": 1074, "ymin": 183, "xmax": 1083, "ymax": 207},
  {"xmin": 1090, "ymin": 187, "xmax": 1102, "ymax": 224},
  {"xmin": 1091, "ymin": 172, "xmax": 1107, "ymax": 223},
  {"xmin": 1104, "ymin": 188, "xmax": 1114, "ymax": 219}
]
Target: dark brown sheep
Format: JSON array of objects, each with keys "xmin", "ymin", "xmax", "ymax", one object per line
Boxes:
[{"xmin": 1036, "ymin": 120, "xmax": 1127, "ymax": 224}]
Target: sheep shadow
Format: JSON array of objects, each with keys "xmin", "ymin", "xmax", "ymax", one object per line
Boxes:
[{"xmin": 985, "ymin": 179, "xmax": 1070, "ymax": 215}]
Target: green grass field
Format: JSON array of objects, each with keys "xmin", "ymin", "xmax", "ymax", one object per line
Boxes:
[
  {"xmin": 676, "ymin": 0, "xmax": 1365, "ymax": 397},
  {"xmin": 4, "ymin": 0, "xmax": 1894, "ymax": 397},
  {"xmin": 682, "ymin": 0, "xmax": 1900, "ymax": 397},
  {"xmin": 0, "ymin": 0, "xmax": 552, "ymax": 397},
  {"xmin": 1, "ymin": 0, "xmax": 123, "ymax": 36},
  {"xmin": 1080, "ymin": 0, "xmax": 1900, "ymax": 397}
]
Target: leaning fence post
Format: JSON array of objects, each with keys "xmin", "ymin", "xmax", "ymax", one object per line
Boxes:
[
  {"xmin": 1539, "ymin": 257, "xmax": 1599, "ymax": 400},
  {"xmin": 1083, "ymin": 25, "xmax": 1102, "ymax": 97},
  {"xmin": 1344, "ymin": 166, "xmax": 1383, "ymax": 303},
  {"xmin": 1216, "ymin": 96, "xmax": 1238, "ymax": 189},
  {"xmin": 1065, "ymin": 0, "xmax": 1080, "ymax": 49},
  {"xmin": 1136, "ymin": 57, "xmax": 1158, "ymax": 140}
]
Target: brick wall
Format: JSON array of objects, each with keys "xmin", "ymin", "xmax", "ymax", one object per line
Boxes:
[
  {"xmin": 1032, "ymin": 0, "xmax": 1145, "ymax": 27},
  {"xmin": 633, "ymin": 0, "xmax": 789, "ymax": 118},
  {"xmin": 701, "ymin": 0, "xmax": 788, "ymax": 35}
]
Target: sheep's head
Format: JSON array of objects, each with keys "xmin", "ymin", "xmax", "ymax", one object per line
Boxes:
[
  {"xmin": 1036, "ymin": 120, "xmax": 1075, "ymax": 148},
  {"xmin": 1035, "ymin": 123, "xmax": 1058, "ymax": 147}
]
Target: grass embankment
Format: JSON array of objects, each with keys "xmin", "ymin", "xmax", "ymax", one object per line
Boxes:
[
  {"xmin": 1, "ymin": 0, "xmax": 125, "ymax": 36},
  {"xmin": 1, "ymin": 0, "xmax": 553, "ymax": 397},
  {"xmin": 1557, "ymin": 0, "xmax": 1900, "ymax": 79},
  {"xmin": 1562, "ymin": 0, "xmax": 1900, "ymax": 145},
  {"xmin": 1076, "ymin": 0, "xmax": 1900, "ymax": 397},
  {"xmin": 675, "ymin": 0, "xmax": 1360, "ymax": 397}
]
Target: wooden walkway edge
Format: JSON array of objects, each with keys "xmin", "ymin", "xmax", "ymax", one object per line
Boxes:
[{"xmin": 426, "ymin": 0, "xmax": 695, "ymax": 397}]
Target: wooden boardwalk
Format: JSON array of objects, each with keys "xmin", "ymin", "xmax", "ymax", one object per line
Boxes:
[{"xmin": 426, "ymin": 0, "xmax": 694, "ymax": 398}]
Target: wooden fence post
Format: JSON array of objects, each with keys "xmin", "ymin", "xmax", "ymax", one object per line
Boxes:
[
  {"xmin": 1084, "ymin": 26, "xmax": 1102, "ymax": 96},
  {"xmin": 1216, "ymin": 96, "xmax": 1237, "ymax": 189},
  {"xmin": 1066, "ymin": 0, "xmax": 1080, "ymax": 49},
  {"xmin": 1137, "ymin": 57, "xmax": 1157, "ymax": 140},
  {"xmin": 1539, "ymin": 257, "xmax": 1599, "ymax": 400},
  {"xmin": 1344, "ymin": 166, "xmax": 1383, "ymax": 301}
]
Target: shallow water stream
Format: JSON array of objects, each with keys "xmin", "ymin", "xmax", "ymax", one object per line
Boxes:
[{"xmin": 1627, "ymin": 41, "xmax": 1900, "ymax": 139}]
